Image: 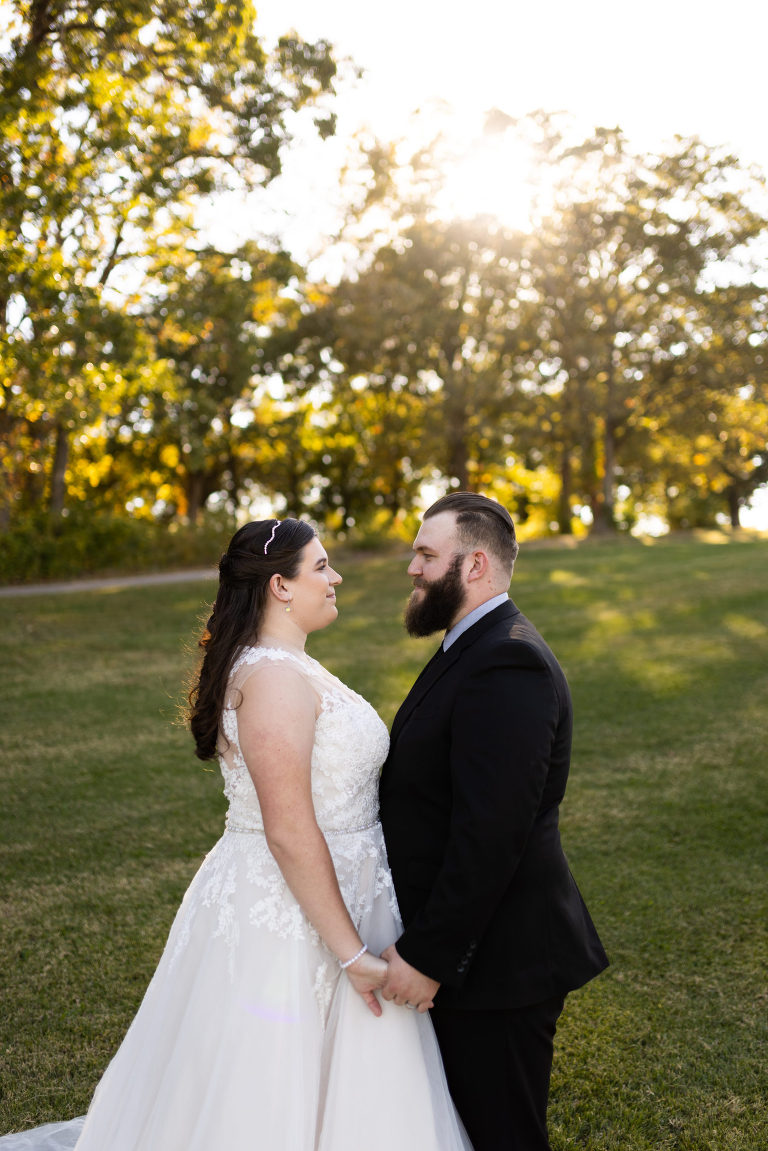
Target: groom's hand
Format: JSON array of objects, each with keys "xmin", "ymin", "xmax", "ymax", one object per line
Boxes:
[{"xmin": 380, "ymin": 944, "xmax": 440, "ymax": 1013}]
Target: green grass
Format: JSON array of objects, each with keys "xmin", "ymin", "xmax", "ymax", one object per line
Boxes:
[{"xmin": 2, "ymin": 533, "xmax": 767, "ymax": 1147}]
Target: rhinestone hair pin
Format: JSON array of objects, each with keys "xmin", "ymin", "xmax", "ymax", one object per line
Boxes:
[{"xmin": 264, "ymin": 520, "xmax": 281, "ymax": 554}]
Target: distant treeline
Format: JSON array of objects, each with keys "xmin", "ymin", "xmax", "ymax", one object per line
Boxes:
[{"xmin": 2, "ymin": 4, "xmax": 766, "ymax": 548}]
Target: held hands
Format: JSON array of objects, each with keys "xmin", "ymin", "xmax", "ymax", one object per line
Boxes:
[
  {"xmin": 343, "ymin": 943, "xmax": 441, "ymax": 1017},
  {"xmin": 380, "ymin": 944, "xmax": 440, "ymax": 1014},
  {"xmin": 344, "ymin": 950, "xmax": 389, "ymax": 1017}
]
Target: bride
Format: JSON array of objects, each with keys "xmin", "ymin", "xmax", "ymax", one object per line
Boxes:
[{"xmin": 0, "ymin": 519, "xmax": 471, "ymax": 1151}]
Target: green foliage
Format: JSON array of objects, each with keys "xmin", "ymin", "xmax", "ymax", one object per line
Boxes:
[
  {"xmin": 125, "ymin": 242, "xmax": 305, "ymax": 522},
  {"xmin": 270, "ymin": 122, "xmax": 768, "ymax": 535},
  {"xmin": 1, "ymin": 17, "xmax": 766, "ymax": 543},
  {"xmin": 0, "ymin": 0, "xmax": 337, "ymax": 517},
  {"xmin": 0, "ymin": 508, "xmax": 234, "ymax": 583},
  {"xmin": 484, "ymin": 125, "xmax": 768, "ymax": 533},
  {"xmin": 1, "ymin": 536, "xmax": 767, "ymax": 1147},
  {"xmin": 291, "ymin": 216, "xmax": 526, "ymax": 499}
]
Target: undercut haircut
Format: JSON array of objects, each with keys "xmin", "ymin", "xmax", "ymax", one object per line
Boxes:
[{"xmin": 424, "ymin": 491, "xmax": 519, "ymax": 575}]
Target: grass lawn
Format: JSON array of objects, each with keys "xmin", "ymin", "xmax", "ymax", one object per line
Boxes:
[{"xmin": 2, "ymin": 532, "xmax": 767, "ymax": 1148}]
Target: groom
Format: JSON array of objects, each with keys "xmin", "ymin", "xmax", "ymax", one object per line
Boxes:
[{"xmin": 379, "ymin": 492, "xmax": 608, "ymax": 1151}]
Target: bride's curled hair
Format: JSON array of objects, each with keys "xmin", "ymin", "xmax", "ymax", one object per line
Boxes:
[{"xmin": 187, "ymin": 518, "xmax": 316, "ymax": 761}]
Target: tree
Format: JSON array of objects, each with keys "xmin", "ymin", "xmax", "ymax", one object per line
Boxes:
[
  {"xmin": 286, "ymin": 116, "xmax": 768, "ymax": 535},
  {"xmin": 647, "ymin": 284, "xmax": 768, "ymax": 528},
  {"xmin": 0, "ymin": 1, "xmax": 337, "ymax": 517},
  {"xmin": 505, "ymin": 124, "xmax": 768, "ymax": 531},
  {"xmin": 128, "ymin": 242, "xmax": 302, "ymax": 522},
  {"xmin": 288, "ymin": 216, "xmax": 527, "ymax": 510}
]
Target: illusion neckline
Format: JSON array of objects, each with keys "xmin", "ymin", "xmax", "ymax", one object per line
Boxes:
[{"xmin": 252, "ymin": 639, "xmax": 310, "ymax": 659}]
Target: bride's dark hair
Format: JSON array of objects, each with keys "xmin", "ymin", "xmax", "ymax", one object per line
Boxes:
[{"xmin": 188, "ymin": 518, "xmax": 316, "ymax": 761}]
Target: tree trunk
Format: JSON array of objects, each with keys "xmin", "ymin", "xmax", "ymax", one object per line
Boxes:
[
  {"xmin": 29, "ymin": 0, "xmax": 56, "ymax": 45},
  {"xmin": 444, "ymin": 401, "xmax": 470, "ymax": 490},
  {"xmin": 557, "ymin": 448, "xmax": 573, "ymax": 534},
  {"xmin": 443, "ymin": 372, "xmax": 470, "ymax": 490},
  {"xmin": 186, "ymin": 471, "xmax": 206, "ymax": 524},
  {"xmin": 590, "ymin": 420, "xmax": 617, "ymax": 533},
  {"xmin": 49, "ymin": 422, "xmax": 69, "ymax": 515},
  {"xmin": 448, "ymin": 437, "xmax": 469, "ymax": 490},
  {"xmin": 726, "ymin": 486, "xmax": 742, "ymax": 528},
  {"xmin": 602, "ymin": 420, "xmax": 617, "ymax": 525}
]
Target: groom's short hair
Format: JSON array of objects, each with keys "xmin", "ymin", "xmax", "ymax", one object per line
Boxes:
[{"xmin": 424, "ymin": 492, "xmax": 519, "ymax": 575}]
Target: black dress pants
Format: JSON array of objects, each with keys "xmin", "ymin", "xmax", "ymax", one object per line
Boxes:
[{"xmin": 430, "ymin": 994, "xmax": 565, "ymax": 1151}]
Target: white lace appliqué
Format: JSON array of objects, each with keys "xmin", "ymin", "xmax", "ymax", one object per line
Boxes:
[{"xmin": 170, "ymin": 647, "xmax": 392, "ymax": 1023}]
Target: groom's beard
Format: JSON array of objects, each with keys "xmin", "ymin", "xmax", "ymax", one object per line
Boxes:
[{"xmin": 404, "ymin": 554, "xmax": 466, "ymax": 637}]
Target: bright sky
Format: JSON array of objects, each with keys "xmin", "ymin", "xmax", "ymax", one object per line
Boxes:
[
  {"xmin": 254, "ymin": 0, "xmax": 768, "ymax": 162},
  {"xmin": 237, "ymin": 0, "xmax": 768, "ymax": 263}
]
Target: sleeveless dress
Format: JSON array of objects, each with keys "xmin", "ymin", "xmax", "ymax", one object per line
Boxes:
[{"xmin": 0, "ymin": 646, "xmax": 471, "ymax": 1151}]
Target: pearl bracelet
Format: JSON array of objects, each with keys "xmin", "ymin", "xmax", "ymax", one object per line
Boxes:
[{"xmin": 339, "ymin": 943, "xmax": 368, "ymax": 970}]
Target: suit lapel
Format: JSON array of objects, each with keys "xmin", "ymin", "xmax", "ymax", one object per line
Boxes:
[
  {"xmin": 389, "ymin": 642, "xmax": 453, "ymax": 747},
  {"xmin": 388, "ymin": 600, "xmax": 520, "ymax": 749}
]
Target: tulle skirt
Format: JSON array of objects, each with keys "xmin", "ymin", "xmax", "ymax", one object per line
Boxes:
[{"xmin": 1, "ymin": 826, "xmax": 470, "ymax": 1150}]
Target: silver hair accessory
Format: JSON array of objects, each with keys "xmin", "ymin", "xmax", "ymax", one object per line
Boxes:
[{"xmin": 264, "ymin": 520, "xmax": 281, "ymax": 554}]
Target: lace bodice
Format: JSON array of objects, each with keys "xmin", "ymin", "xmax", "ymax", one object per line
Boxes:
[
  {"xmin": 169, "ymin": 646, "xmax": 395, "ymax": 1001},
  {"xmin": 218, "ymin": 646, "xmax": 389, "ymax": 834}
]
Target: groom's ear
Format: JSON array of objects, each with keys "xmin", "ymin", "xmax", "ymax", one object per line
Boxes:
[{"xmin": 465, "ymin": 550, "xmax": 490, "ymax": 582}]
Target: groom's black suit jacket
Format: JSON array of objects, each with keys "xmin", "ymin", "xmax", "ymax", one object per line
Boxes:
[{"xmin": 379, "ymin": 599, "xmax": 608, "ymax": 1010}]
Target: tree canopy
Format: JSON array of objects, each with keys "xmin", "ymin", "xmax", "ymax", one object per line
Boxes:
[
  {"xmin": 1, "ymin": 11, "xmax": 766, "ymax": 543},
  {"xmin": 1, "ymin": 0, "xmax": 336, "ymax": 523}
]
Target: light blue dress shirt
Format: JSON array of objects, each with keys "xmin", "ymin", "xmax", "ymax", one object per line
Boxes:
[{"xmin": 442, "ymin": 592, "xmax": 510, "ymax": 651}]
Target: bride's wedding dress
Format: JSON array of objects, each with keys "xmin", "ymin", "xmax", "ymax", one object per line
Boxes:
[{"xmin": 1, "ymin": 647, "xmax": 470, "ymax": 1150}]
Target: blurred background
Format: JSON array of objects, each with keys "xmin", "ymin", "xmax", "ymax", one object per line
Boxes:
[{"xmin": 2, "ymin": 0, "xmax": 767, "ymax": 582}]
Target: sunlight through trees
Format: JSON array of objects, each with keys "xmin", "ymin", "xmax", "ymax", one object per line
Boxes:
[{"xmin": 1, "ymin": 4, "xmax": 766, "ymax": 561}]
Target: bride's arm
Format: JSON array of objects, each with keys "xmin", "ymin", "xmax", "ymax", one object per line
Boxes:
[{"xmin": 236, "ymin": 665, "xmax": 387, "ymax": 1015}]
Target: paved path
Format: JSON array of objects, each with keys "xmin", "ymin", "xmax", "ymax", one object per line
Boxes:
[{"xmin": 0, "ymin": 569, "xmax": 217, "ymax": 597}]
